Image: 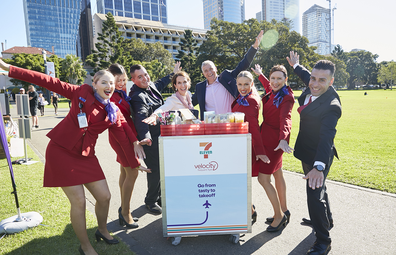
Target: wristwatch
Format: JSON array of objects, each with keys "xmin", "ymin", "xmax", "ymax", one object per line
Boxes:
[{"xmin": 314, "ymin": 165, "xmax": 324, "ymax": 171}]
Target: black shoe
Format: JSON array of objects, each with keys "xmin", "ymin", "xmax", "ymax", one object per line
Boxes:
[
  {"xmin": 252, "ymin": 205, "xmax": 257, "ymax": 224},
  {"xmin": 118, "ymin": 207, "xmax": 138, "ymax": 222},
  {"xmin": 35, "ymin": 125, "xmax": 39, "ymax": 128},
  {"xmin": 156, "ymin": 197, "xmax": 162, "ymax": 207},
  {"xmin": 78, "ymin": 245, "xmax": 85, "ymax": 255},
  {"xmin": 266, "ymin": 210, "xmax": 291, "ymax": 224},
  {"xmin": 266, "ymin": 214, "xmax": 287, "ymax": 232},
  {"xmin": 146, "ymin": 203, "xmax": 162, "ymax": 214},
  {"xmin": 119, "ymin": 209, "xmax": 139, "ymax": 229},
  {"xmin": 95, "ymin": 230, "xmax": 119, "ymax": 244},
  {"xmin": 302, "ymin": 218, "xmax": 334, "ymax": 230},
  {"xmin": 307, "ymin": 242, "xmax": 331, "ymax": 255}
]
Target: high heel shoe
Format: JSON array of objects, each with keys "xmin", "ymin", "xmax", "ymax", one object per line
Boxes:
[
  {"xmin": 266, "ymin": 214, "xmax": 287, "ymax": 232},
  {"xmin": 95, "ymin": 229, "xmax": 119, "ymax": 244},
  {"xmin": 252, "ymin": 205, "xmax": 257, "ymax": 224},
  {"xmin": 119, "ymin": 210, "xmax": 139, "ymax": 229},
  {"xmin": 266, "ymin": 210, "xmax": 291, "ymax": 225},
  {"xmin": 119, "ymin": 207, "xmax": 138, "ymax": 222}
]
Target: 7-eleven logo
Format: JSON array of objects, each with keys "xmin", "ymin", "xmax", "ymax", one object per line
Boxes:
[{"xmin": 199, "ymin": 142, "xmax": 212, "ymax": 159}]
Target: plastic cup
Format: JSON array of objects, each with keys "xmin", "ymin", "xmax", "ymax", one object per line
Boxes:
[{"xmin": 234, "ymin": 112, "xmax": 245, "ymax": 123}]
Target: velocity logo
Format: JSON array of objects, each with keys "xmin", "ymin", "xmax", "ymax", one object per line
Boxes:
[
  {"xmin": 199, "ymin": 142, "xmax": 212, "ymax": 159},
  {"xmin": 194, "ymin": 161, "xmax": 218, "ymax": 171}
]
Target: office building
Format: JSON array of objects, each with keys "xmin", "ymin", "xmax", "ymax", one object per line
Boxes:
[
  {"xmin": 302, "ymin": 4, "xmax": 332, "ymax": 55},
  {"xmin": 262, "ymin": 0, "xmax": 300, "ymax": 33},
  {"xmin": 93, "ymin": 13, "xmax": 207, "ymax": 59},
  {"xmin": 96, "ymin": 0, "xmax": 167, "ymax": 23},
  {"xmin": 203, "ymin": 0, "xmax": 245, "ymax": 29},
  {"xmin": 23, "ymin": 0, "xmax": 82, "ymax": 59},
  {"xmin": 77, "ymin": 0, "xmax": 94, "ymax": 61},
  {"xmin": 256, "ymin": 11, "xmax": 262, "ymax": 22}
]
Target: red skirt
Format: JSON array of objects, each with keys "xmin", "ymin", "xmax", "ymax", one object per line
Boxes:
[{"xmin": 43, "ymin": 140, "xmax": 105, "ymax": 187}]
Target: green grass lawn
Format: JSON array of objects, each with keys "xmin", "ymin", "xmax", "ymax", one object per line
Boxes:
[
  {"xmin": 44, "ymin": 98, "xmax": 70, "ymax": 109},
  {"xmin": 0, "ymin": 146, "xmax": 133, "ymax": 255},
  {"xmin": 280, "ymin": 89, "xmax": 396, "ymax": 193}
]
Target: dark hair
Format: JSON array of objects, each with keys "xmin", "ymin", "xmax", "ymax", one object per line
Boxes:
[
  {"xmin": 108, "ymin": 63, "xmax": 126, "ymax": 76},
  {"xmin": 269, "ymin": 65, "xmax": 287, "ymax": 78},
  {"xmin": 130, "ymin": 64, "xmax": 144, "ymax": 76},
  {"xmin": 313, "ymin": 60, "xmax": 336, "ymax": 76},
  {"xmin": 171, "ymin": 71, "xmax": 191, "ymax": 91}
]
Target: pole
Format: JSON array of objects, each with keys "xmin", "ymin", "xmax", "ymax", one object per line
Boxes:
[
  {"xmin": 327, "ymin": 0, "xmax": 331, "ymax": 54},
  {"xmin": 42, "ymin": 50, "xmax": 51, "ymax": 104}
]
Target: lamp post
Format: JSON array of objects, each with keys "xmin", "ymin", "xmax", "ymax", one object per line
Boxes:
[{"xmin": 326, "ymin": 0, "xmax": 332, "ymax": 54}]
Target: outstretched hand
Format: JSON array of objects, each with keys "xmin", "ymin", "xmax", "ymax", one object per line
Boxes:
[
  {"xmin": 142, "ymin": 114, "xmax": 158, "ymax": 126},
  {"xmin": 0, "ymin": 59, "xmax": 10, "ymax": 71},
  {"xmin": 253, "ymin": 30, "xmax": 264, "ymax": 49},
  {"xmin": 274, "ymin": 139, "xmax": 294, "ymax": 154},
  {"xmin": 251, "ymin": 64, "xmax": 263, "ymax": 76},
  {"xmin": 173, "ymin": 61, "xmax": 182, "ymax": 73},
  {"xmin": 286, "ymin": 51, "xmax": 299, "ymax": 67},
  {"xmin": 256, "ymin": 155, "xmax": 270, "ymax": 164},
  {"xmin": 137, "ymin": 165, "xmax": 151, "ymax": 173}
]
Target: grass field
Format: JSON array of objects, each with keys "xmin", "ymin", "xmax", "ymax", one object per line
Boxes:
[
  {"xmin": 0, "ymin": 147, "xmax": 133, "ymax": 255},
  {"xmin": 280, "ymin": 89, "xmax": 396, "ymax": 193}
]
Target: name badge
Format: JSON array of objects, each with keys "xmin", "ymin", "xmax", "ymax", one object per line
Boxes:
[{"xmin": 77, "ymin": 112, "xmax": 88, "ymax": 128}]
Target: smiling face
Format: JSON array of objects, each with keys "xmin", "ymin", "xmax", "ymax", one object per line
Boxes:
[
  {"xmin": 93, "ymin": 72, "xmax": 115, "ymax": 100},
  {"xmin": 236, "ymin": 76, "xmax": 253, "ymax": 97},
  {"xmin": 202, "ymin": 62, "xmax": 218, "ymax": 84},
  {"xmin": 131, "ymin": 67, "xmax": 151, "ymax": 89},
  {"xmin": 174, "ymin": 75, "xmax": 190, "ymax": 96},
  {"xmin": 114, "ymin": 73, "xmax": 128, "ymax": 91},
  {"xmin": 309, "ymin": 68, "xmax": 334, "ymax": 97},
  {"xmin": 270, "ymin": 71, "xmax": 287, "ymax": 92}
]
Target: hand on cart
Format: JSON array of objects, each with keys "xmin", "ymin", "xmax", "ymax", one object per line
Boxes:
[{"xmin": 256, "ymin": 154, "xmax": 270, "ymax": 164}]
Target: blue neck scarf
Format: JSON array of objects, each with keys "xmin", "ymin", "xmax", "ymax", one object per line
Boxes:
[
  {"xmin": 273, "ymin": 85, "xmax": 289, "ymax": 108},
  {"xmin": 94, "ymin": 92, "xmax": 119, "ymax": 124},
  {"xmin": 115, "ymin": 89, "xmax": 131, "ymax": 102},
  {"xmin": 236, "ymin": 91, "xmax": 252, "ymax": 106}
]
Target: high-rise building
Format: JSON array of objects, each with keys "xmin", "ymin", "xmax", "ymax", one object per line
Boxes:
[
  {"xmin": 203, "ymin": 0, "xmax": 245, "ymax": 29},
  {"xmin": 23, "ymin": 0, "xmax": 82, "ymax": 59},
  {"xmin": 96, "ymin": 0, "xmax": 167, "ymax": 24},
  {"xmin": 77, "ymin": 0, "xmax": 94, "ymax": 61},
  {"xmin": 256, "ymin": 11, "xmax": 262, "ymax": 22},
  {"xmin": 302, "ymin": 4, "xmax": 332, "ymax": 55},
  {"xmin": 262, "ymin": 0, "xmax": 300, "ymax": 33}
]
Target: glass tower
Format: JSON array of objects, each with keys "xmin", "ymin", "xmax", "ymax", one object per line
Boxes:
[
  {"xmin": 302, "ymin": 4, "xmax": 331, "ymax": 55},
  {"xmin": 96, "ymin": 0, "xmax": 167, "ymax": 24},
  {"xmin": 23, "ymin": 0, "xmax": 82, "ymax": 59},
  {"xmin": 262, "ymin": 0, "xmax": 300, "ymax": 33},
  {"xmin": 203, "ymin": 0, "xmax": 245, "ymax": 29}
]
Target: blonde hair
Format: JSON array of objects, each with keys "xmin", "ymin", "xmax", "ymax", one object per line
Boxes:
[
  {"xmin": 93, "ymin": 70, "xmax": 113, "ymax": 84},
  {"xmin": 236, "ymin": 71, "xmax": 261, "ymax": 106}
]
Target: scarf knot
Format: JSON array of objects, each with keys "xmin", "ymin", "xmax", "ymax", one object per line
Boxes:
[
  {"xmin": 175, "ymin": 91, "xmax": 194, "ymax": 109},
  {"xmin": 115, "ymin": 89, "xmax": 131, "ymax": 102},
  {"xmin": 273, "ymin": 85, "xmax": 289, "ymax": 108},
  {"xmin": 94, "ymin": 92, "xmax": 119, "ymax": 124},
  {"xmin": 236, "ymin": 92, "xmax": 252, "ymax": 106}
]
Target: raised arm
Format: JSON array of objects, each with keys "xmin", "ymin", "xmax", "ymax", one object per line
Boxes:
[{"xmin": 286, "ymin": 51, "xmax": 311, "ymax": 86}]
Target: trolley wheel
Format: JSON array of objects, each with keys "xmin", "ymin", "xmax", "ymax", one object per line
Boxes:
[
  {"xmin": 172, "ymin": 236, "xmax": 182, "ymax": 246},
  {"xmin": 229, "ymin": 234, "xmax": 239, "ymax": 244}
]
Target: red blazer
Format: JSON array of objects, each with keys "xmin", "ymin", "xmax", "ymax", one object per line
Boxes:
[
  {"xmin": 232, "ymin": 94, "xmax": 266, "ymax": 156},
  {"xmin": 9, "ymin": 66, "xmax": 140, "ymax": 169},
  {"xmin": 110, "ymin": 91, "xmax": 137, "ymax": 136}
]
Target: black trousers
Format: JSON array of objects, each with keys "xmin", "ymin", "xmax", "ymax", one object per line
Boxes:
[
  {"xmin": 143, "ymin": 142, "xmax": 161, "ymax": 205},
  {"xmin": 302, "ymin": 154, "xmax": 334, "ymax": 245}
]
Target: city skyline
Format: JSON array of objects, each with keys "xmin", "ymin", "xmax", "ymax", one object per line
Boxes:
[{"xmin": 0, "ymin": 0, "xmax": 395, "ymax": 62}]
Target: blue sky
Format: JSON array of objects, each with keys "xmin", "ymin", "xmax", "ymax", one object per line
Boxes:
[{"xmin": 1, "ymin": 0, "xmax": 395, "ymax": 62}]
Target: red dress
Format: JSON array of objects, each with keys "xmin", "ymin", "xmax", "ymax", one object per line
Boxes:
[
  {"xmin": 109, "ymin": 91, "xmax": 138, "ymax": 167},
  {"xmin": 9, "ymin": 66, "xmax": 140, "ymax": 187},
  {"xmin": 255, "ymin": 75, "xmax": 294, "ymax": 174},
  {"xmin": 232, "ymin": 94, "xmax": 266, "ymax": 177}
]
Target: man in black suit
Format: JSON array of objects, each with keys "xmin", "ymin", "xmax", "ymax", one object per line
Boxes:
[
  {"xmin": 129, "ymin": 62, "xmax": 181, "ymax": 214},
  {"xmin": 192, "ymin": 30, "xmax": 263, "ymax": 120},
  {"xmin": 287, "ymin": 51, "xmax": 341, "ymax": 255}
]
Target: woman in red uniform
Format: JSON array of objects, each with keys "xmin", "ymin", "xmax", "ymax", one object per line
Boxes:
[
  {"xmin": 252, "ymin": 64, "xmax": 294, "ymax": 232},
  {"xmin": 231, "ymin": 71, "xmax": 269, "ymax": 225},
  {"xmin": 0, "ymin": 59, "xmax": 148, "ymax": 255},
  {"xmin": 108, "ymin": 64, "xmax": 151, "ymax": 229}
]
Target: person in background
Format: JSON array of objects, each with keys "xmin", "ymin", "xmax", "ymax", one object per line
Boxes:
[
  {"xmin": 251, "ymin": 64, "xmax": 294, "ymax": 232},
  {"xmin": 287, "ymin": 51, "xmax": 341, "ymax": 255},
  {"xmin": 28, "ymin": 85, "xmax": 39, "ymax": 128},
  {"xmin": 0, "ymin": 59, "xmax": 148, "ymax": 255},
  {"xmin": 51, "ymin": 92, "xmax": 59, "ymax": 115},
  {"xmin": 38, "ymin": 93, "xmax": 45, "ymax": 116}
]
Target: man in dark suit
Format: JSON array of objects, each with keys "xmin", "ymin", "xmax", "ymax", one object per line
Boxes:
[
  {"xmin": 192, "ymin": 30, "xmax": 263, "ymax": 120},
  {"xmin": 129, "ymin": 62, "xmax": 181, "ymax": 214},
  {"xmin": 287, "ymin": 51, "xmax": 341, "ymax": 255}
]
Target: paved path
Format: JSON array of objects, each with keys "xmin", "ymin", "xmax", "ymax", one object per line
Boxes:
[{"xmin": 16, "ymin": 103, "xmax": 396, "ymax": 255}]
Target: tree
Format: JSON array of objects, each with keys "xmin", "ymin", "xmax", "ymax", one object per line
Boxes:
[
  {"xmin": 323, "ymin": 55, "xmax": 349, "ymax": 89},
  {"xmin": 378, "ymin": 61, "xmax": 396, "ymax": 89},
  {"xmin": 4, "ymin": 53, "xmax": 45, "ymax": 88},
  {"xmin": 331, "ymin": 44, "xmax": 347, "ymax": 62},
  {"xmin": 344, "ymin": 50, "xmax": 378, "ymax": 89},
  {"xmin": 60, "ymin": 54, "xmax": 87, "ymax": 85},
  {"xmin": 176, "ymin": 30, "xmax": 202, "ymax": 89},
  {"xmin": 85, "ymin": 12, "xmax": 128, "ymax": 73}
]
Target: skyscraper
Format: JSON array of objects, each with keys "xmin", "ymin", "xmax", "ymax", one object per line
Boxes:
[
  {"xmin": 203, "ymin": 0, "xmax": 245, "ymax": 29},
  {"xmin": 23, "ymin": 0, "xmax": 82, "ymax": 59},
  {"xmin": 96, "ymin": 0, "xmax": 168, "ymax": 24},
  {"xmin": 77, "ymin": 0, "xmax": 94, "ymax": 61},
  {"xmin": 302, "ymin": 4, "xmax": 331, "ymax": 55},
  {"xmin": 262, "ymin": 0, "xmax": 300, "ymax": 33}
]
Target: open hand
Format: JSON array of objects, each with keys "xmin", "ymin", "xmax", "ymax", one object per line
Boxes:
[
  {"xmin": 142, "ymin": 114, "xmax": 158, "ymax": 126},
  {"xmin": 251, "ymin": 64, "xmax": 263, "ymax": 76},
  {"xmin": 253, "ymin": 30, "xmax": 264, "ymax": 49},
  {"xmin": 0, "ymin": 59, "xmax": 10, "ymax": 71},
  {"xmin": 286, "ymin": 51, "xmax": 299, "ymax": 67},
  {"xmin": 256, "ymin": 154, "xmax": 270, "ymax": 164},
  {"xmin": 173, "ymin": 61, "xmax": 182, "ymax": 73},
  {"xmin": 274, "ymin": 139, "xmax": 294, "ymax": 154},
  {"xmin": 303, "ymin": 168, "xmax": 324, "ymax": 190},
  {"xmin": 137, "ymin": 165, "xmax": 151, "ymax": 173}
]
